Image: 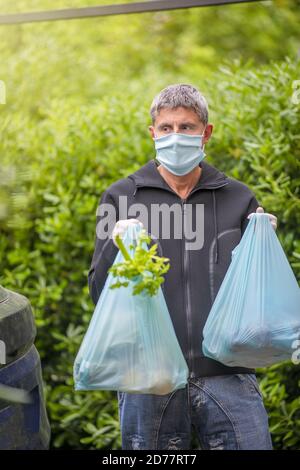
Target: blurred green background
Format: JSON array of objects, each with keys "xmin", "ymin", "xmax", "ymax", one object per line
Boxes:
[{"xmin": 0, "ymin": 0, "xmax": 300, "ymax": 449}]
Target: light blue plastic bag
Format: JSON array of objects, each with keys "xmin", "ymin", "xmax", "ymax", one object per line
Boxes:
[
  {"xmin": 74, "ymin": 223, "xmax": 189, "ymax": 394},
  {"xmin": 202, "ymin": 213, "xmax": 300, "ymax": 368}
]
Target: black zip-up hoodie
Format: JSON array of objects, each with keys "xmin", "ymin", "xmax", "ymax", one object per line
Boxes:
[{"xmin": 88, "ymin": 158, "xmax": 259, "ymax": 378}]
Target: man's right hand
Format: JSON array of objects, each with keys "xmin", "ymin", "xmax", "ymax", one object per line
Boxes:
[{"xmin": 111, "ymin": 219, "xmax": 144, "ymax": 247}]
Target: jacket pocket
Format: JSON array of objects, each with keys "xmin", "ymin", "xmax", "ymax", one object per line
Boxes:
[{"xmin": 209, "ymin": 227, "xmax": 242, "ymax": 304}]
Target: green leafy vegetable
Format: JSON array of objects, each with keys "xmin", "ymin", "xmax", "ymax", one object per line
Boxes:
[{"xmin": 109, "ymin": 229, "xmax": 170, "ymax": 296}]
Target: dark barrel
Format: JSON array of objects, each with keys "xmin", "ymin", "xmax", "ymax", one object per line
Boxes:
[{"xmin": 0, "ymin": 286, "xmax": 50, "ymax": 449}]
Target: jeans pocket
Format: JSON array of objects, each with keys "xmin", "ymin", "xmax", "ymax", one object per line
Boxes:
[
  {"xmin": 245, "ymin": 374, "xmax": 263, "ymax": 399},
  {"xmin": 235, "ymin": 374, "xmax": 263, "ymax": 400}
]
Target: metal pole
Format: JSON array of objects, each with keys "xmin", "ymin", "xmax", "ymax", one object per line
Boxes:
[{"xmin": 0, "ymin": 0, "xmax": 268, "ymax": 25}]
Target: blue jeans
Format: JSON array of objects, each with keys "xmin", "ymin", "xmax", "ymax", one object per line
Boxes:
[{"xmin": 117, "ymin": 374, "xmax": 273, "ymax": 450}]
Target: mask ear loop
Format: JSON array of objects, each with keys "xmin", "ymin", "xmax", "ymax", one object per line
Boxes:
[{"xmin": 201, "ymin": 127, "xmax": 206, "ymax": 151}]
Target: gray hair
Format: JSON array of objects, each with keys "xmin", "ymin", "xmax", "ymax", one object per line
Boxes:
[{"xmin": 150, "ymin": 83, "xmax": 209, "ymax": 125}]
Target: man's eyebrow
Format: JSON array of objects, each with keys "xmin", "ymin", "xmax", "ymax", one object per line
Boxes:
[
  {"xmin": 157, "ymin": 122, "xmax": 173, "ymax": 129},
  {"xmin": 179, "ymin": 121, "xmax": 197, "ymax": 127},
  {"xmin": 157, "ymin": 121, "xmax": 197, "ymax": 129}
]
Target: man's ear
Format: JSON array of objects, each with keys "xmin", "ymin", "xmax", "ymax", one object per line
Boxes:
[
  {"xmin": 148, "ymin": 125, "xmax": 156, "ymax": 139},
  {"xmin": 203, "ymin": 123, "xmax": 213, "ymax": 145}
]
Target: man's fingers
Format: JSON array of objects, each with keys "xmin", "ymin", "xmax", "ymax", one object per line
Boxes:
[
  {"xmin": 128, "ymin": 219, "xmax": 142, "ymax": 225},
  {"xmin": 247, "ymin": 210, "xmax": 278, "ymax": 230},
  {"xmin": 247, "ymin": 207, "xmax": 264, "ymax": 219},
  {"xmin": 256, "ymin": 207, "xmax": 277, "ymax": 229},
  {"xmin": 271, "ymin": 221, "xmax": 277, "ymax": 230},
  {"xmin": 112, "ymin": 219, "xmax": 144, "ymax": 246},
  {"xmin": 268, "ymin": 214, "xmax": 277, "ymax": 230}
]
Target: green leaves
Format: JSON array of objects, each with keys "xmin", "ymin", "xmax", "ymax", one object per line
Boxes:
[
  {"xmin": 257, "ymin": 362, "xmax": 300, "ymax": 450},
  {"xmin": 109, "ymin": 229, "xmax": 170, "ymax": 297},
  {"xmin": 0, "ymin": 40, "xmax": 299, "ymax": 449}
]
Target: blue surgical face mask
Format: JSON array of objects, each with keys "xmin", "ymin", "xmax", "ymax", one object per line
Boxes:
[{"xmin": 153, "ymin": 131, "xmax": 206, "ymax": 176}]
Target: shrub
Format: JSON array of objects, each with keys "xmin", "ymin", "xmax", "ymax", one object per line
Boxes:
[{"xmin": 0, "ymin": 57, "xmax": 299, "ymax": 448}]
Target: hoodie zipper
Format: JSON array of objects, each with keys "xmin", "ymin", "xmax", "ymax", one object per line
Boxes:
[
  {"xmin": 181, "ymin": 197, "xmax": 195, "ymax": 378},
  {"xmin": 182, "ymin": 185, "xmax": 227, "ymax": 377},
  {"xmin": 180, "ymin": 186, "xmax": 228, "ymax": 378}
]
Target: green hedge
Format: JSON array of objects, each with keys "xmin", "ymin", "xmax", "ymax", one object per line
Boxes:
[{"xmin": 0, "ymin": 57, "xmax": 299, "ymax": 449}]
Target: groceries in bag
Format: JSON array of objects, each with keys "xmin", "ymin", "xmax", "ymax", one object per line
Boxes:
[
  {"xmin": 74, "ymin": 223, "xmax": 189, "ymax": 394},
  {"xmin": 202, "ymin": 213, "xmax": 300, "ymax": 368}
]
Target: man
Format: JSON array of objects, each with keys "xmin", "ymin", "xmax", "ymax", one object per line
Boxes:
[{"xmin": 88, "ymin": 84, "xmax": 277, "ymax": 450}]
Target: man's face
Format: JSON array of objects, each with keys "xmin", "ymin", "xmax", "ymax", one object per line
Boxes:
[{"xmin": 149, "ymin": 106, "xmax": 213, "ymax": 144}]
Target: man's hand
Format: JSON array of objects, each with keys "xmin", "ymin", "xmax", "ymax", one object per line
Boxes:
[
  {"xmin": 247, "ymin": 206, "xmax": 277, "ymax": 230},
  {"xmin": 111, "ymin": 219, "xmax": 144, "ymax": 247}
]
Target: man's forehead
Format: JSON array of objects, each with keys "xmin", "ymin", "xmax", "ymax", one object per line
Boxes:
[{"xmin": 155, "ymin": 106, "xmax": 200, "ymax": 123}]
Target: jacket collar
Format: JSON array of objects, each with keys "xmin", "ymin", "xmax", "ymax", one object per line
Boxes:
[
  {"xmin": 128, "ymin": 158, "xmax": 226, "ymax": 264},
  {"xmin": 128, "ymin": 158, "xmax": 228, "ymax": 192}
]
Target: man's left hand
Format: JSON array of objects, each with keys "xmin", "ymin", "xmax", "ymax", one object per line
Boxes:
[{"xmin": 247, "ymin": 206, "xmax": 277, "ymax": 230}]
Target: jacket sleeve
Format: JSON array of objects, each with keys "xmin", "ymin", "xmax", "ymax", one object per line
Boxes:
[
  {"xmin": 88, "ymin": 190, "xmax": 119, "ymax": 306},
  {"xmin": 241, "ymin": 193, "xmax": 260, "ymax": 235}
]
